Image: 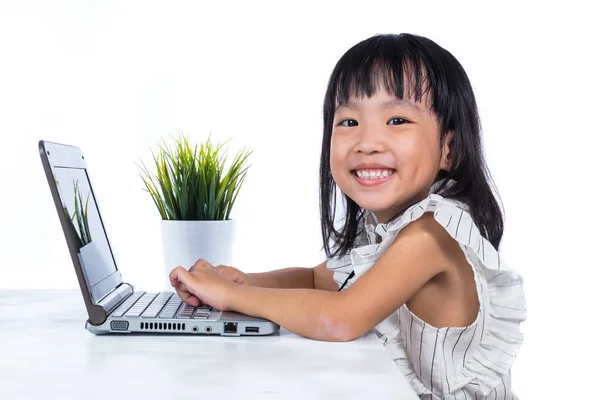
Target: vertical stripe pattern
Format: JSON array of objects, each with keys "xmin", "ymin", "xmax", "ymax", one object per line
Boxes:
[{"xmin": 327, "ymin": 184, "xmax": 525, "ymax": 400}]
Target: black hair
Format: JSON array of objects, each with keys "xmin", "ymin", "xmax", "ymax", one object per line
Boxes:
[{"xmin": 319, "ymin": 33, "xmax": 504, "ymax": 258}]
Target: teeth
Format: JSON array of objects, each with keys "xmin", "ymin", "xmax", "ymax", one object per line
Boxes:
[{"xmin": 355, "ymin": 169, "xmax": 394, "ymax": 179}]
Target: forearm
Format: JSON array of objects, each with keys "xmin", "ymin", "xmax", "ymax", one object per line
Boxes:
[
  {"xmin": 248, "ymin": 267, "xmax": 314, "ymax": 289},
  {"xmin": 230, "ymin": 285, "xmax": 354, "ymax": 342}
]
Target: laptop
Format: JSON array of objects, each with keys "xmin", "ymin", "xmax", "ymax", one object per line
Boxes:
[{"xmin": 39, "ymin": 140, "xmax": 280, "ymax": 336}]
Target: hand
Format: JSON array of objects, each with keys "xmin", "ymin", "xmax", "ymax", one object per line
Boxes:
[
  {"xmin": 169, "ymin": 259, "xmax": 237, "ymax": 311},
  {"xmin": 214, "ymin": 265, "xmax": 256, "ymax": 286}
]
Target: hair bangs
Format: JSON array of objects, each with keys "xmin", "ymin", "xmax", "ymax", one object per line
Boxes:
[{"xmin": 331, "ymin": 37, "xmax": 433, "ymax": 110}]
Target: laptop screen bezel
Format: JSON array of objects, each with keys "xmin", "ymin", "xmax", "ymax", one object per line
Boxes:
[{"xmin": 39, "ymin": 141, "xmax": 124, "ymax": 309}]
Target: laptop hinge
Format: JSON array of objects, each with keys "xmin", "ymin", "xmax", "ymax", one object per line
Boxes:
[{"xmin": 97, "ymin": 282, "xmax": 134, "ymax": 314}]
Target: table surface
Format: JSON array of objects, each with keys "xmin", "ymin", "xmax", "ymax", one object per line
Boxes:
[{"xmin": 0, "ymin": 289, "xmax": 418, "ymax": 400}]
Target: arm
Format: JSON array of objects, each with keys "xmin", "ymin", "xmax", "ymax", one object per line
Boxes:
[
  {"xmin": 229, "ymin": 213, "xmax": 454, "ymax": 341},
  {"xmin": 247, "ymin": 267, "xmax": 314, "ymax": 289},
  {"xmin": 246, "ymin": 261, "xmax": 338, "ymax": 291}
]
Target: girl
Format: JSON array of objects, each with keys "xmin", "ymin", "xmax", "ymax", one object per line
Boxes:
[{"xmin": 169, "ymin": 33, "xmax": 526, "ymax": 400}]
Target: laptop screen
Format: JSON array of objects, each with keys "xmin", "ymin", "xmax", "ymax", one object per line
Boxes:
[{"xmin": 53, "ymin": 166, "xmax": 118, "ymax": 295}]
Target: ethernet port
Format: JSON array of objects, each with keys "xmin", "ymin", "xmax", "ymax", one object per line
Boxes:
[{"xmin": 223, "ymin": 322, "xmax": 238, "ymax": 334}]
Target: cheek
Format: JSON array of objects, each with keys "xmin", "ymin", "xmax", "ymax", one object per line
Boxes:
[
  {"xmin": 329, "ymin": 135, "xmax": 349, "ymax": 183},
  {"xmin": 329, "ymin": 153, "xmax": 343, "ymax": 183},
  {"xmin": 329, "ymin": 135, "xmax": 342, "ymax": 167},
  {"xmin": 397, "ymin": 135, "xmax": 437, "ymax": 166}
]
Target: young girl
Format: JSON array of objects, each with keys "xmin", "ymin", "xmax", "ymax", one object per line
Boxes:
[{"xmin": 169, "ymin": 33, "xmax": 526, "ymax": 400}]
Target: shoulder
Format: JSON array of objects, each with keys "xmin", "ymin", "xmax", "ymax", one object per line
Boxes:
[
  {"xmin": 390, "ymin": 211, "xmax": 464, "ymax": 270},
  {"xmin": 399, "ymin": 210, "xmax": 448, "ymax": 240}
]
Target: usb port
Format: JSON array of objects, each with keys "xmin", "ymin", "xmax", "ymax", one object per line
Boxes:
[{"xmin": 245, "ymin": 326, "xmax": 259, "ymax": 333}]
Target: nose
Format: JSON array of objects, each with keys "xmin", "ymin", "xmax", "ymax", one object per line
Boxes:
[{"xmin": 353, "ymin": 123, "xmax": 386, "ymax": 154}]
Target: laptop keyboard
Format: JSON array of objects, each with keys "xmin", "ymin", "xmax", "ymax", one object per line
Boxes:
[{"xmin": 110, "ymin": 292, "xmax": 213, "ymax": 320}]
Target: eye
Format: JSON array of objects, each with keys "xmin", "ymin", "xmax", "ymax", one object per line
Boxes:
[
  {"xmin": 387, "ymin": 117, "xmax": 407, "ymax": 126},
  {"xmin": 338, "ymin": 119, "xmax": 358, "ymax": 127}
]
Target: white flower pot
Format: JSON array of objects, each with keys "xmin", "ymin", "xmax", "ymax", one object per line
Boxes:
[{"xmin": 160, "ymin": 219, "xmax": 235, "ymax": 291}]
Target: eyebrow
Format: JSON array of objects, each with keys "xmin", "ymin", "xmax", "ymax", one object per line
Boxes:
[{"xmin": 335, "ymin": 98, "xmax": 422, "ymax": 114}]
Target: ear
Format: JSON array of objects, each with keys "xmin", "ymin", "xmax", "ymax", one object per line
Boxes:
[{"xmin": 439, "ymin": 131, "xmax": 455, "ymax": 172}]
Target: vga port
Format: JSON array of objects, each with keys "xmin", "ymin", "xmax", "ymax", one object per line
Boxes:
[{"xmin": 110, "ymin": 320, "xmax": 129, "ymax": 331}]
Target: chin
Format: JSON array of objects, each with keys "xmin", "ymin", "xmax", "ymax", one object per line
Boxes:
[{"xmin": 356, "ymin": 201, "xmax": 394, "ymax": 216}]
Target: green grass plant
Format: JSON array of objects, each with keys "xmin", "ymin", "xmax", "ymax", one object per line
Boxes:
[
  {"xmin": 138, "ymin": 133, "xmax": 253, "ymax": 221},
  {"xmin": 63, "ymin": 179, "xmax": 92, "ymax": 249}
]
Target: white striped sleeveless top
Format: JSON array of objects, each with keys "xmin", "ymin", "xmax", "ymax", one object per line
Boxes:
[{"xmin": 327, "ymin": 187, "xmax": 526, "ymax": 400}]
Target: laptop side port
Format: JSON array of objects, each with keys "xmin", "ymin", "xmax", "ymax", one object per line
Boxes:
[
  {"xmin": 245, "ymin": 326, "xmax": 259, "ymax": 333},
  {"xmin": 110, "ymin": 320, "xmax": 129, "ymax": 331},
  {"xmin": 223, "ymin": 322, "xmax": 238, "ymax": 334}
]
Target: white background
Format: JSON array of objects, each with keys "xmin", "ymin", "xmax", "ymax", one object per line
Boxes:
[{"xmin": 0, "ymin": 1, "xmax": 598, "ymax": 398}]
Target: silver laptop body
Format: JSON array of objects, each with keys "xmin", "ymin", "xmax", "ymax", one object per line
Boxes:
[{"xmin": 39, "ymin": 140, "xmax": 280, "ymax": 336}]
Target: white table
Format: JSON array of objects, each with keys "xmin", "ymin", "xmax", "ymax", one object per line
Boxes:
[{"xmin": 0, "ymin": 290, "xmax": 418, "ymax": 400}]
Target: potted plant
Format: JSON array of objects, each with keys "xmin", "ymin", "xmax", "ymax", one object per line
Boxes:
[{"xmin": 138, "ymin": 133, "xmax": 253, "ymax": 290}]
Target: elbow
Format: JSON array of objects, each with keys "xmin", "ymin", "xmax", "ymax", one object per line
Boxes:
[{"xmin": 318, "ymin": 312, "xmax": 362, "ymax": 342}]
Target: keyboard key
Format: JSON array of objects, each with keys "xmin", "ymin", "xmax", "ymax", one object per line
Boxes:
[
  {"xmin": 180, "ymin": 304, "xmax": 195, "ymax": 312},
  {"xmin": 141, "ymin": 292, "xmax": 172, "ymax": 318},
  {"xmin": 193, "ymin": 308, "xmax": 210, "ymax": 319},
  {"xmin": 159, "ymin": 296, "xmax": 184, "ymax": 319},
  {"xmin": 176, "ymin": 304, "xmax": 194, "ymax": 318},
  {"xmin": 159, "ymin": 310, "xmax": 177, "ymax": 319},
  {"xmin": 124, "ymin": 293, "xmax": 158, "ymax": 318}
]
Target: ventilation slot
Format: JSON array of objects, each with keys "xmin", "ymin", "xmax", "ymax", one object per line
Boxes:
[{"xmin": 138, "ymin": 321, "xmax": 186, "ymax": 331}]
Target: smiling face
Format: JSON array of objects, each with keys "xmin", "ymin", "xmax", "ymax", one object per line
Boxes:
[{"xmin": 330, "ymin": 89, "xmax": 453, "ymax": 224}]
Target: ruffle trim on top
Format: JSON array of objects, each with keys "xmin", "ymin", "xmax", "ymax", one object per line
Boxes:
[{"xmin": 327, "ymin": 192, "xmax": 526, "ymax": 397}]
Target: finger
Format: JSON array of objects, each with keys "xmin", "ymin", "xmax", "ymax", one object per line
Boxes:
[
  {"xmin": 170, "ymin": 267, "xmax": 201, "ymax": 306},
  {"xmin": 174, "ymin": 283, "xmax": 201, "ymax": 307},
  {"xmin": 169, "ymin": 266, "xmax": 188, "ymax": 287},
  {"xmin": 170, "ymin": 267, "xmax": 193, "ymax": 294},
  {"xmin": 183, "ymin": 293, "xmax": 201, "ymax": 307},
  {"xmin": 171, "ymin": 278, "xmax": 199, "ymax": 306},
  {"xmin": 189, "ymin": 259, "xmax": 213, "ymax": 272},
  {"xmin": 174, "ymin": 285, "xmax": 200, "ymax": 307}
]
